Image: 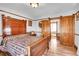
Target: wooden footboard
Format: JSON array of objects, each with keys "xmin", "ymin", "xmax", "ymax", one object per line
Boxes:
[{"xmin": 27, "ymin": 35, "xmax": 51, "ymax": 56}]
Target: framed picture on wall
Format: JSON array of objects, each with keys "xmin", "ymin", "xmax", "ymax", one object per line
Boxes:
[{"xmin": 28, "ymin": 20, "xmax": 32, "ymax": 26}]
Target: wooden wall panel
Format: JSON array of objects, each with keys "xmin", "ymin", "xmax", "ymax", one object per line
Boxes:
[
  {"xmin": 60, "ymin": 15, "xmax": 75, "ymax": 46},
  {"xmin": 8, "ymin": 18, "xmax": 18, "ymax": 35},
  {"xmin": 2, "ymin": 15, "xmax": 7, "ymax": 30},
  {"xmin": 18, "ymin": 20, "xmax": 26, "ymax": 34},
  {"xmin": 40, "ymin": 20, "xmax": 51, "ymax": 37},
  {"xmin": 2, "ymin": 15, "xmax": 27, "ymax": 35}
]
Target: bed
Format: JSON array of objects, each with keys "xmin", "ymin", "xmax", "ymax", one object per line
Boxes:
[{"xmin": 3, "ymin": 34, "xmax": 50, "ymax": 56}]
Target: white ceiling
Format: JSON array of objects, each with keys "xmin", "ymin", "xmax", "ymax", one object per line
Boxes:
[{"xmin": 0, "ymin": 3, "xmax": 79, "ymax": 20}]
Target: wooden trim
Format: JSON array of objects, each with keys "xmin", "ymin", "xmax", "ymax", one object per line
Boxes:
[
  {"xmin": 34, "ymin": 17, "xmax": 60, "ymax": 21},
  {"xmin": 27, "ymin": 46, "xmax": 31, "ymax": 56},
  {"xmin": 50, "ymin": 17, "xmax": 60, "ymax": 20}
]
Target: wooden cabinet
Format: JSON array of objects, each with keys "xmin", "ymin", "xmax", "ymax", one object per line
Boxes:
[
  {"xmin": 2, "ymin": 15, "xmax": 27, "ymax": 35},
  {"xmin": 40, "ymin": 20, "xmax": 51, "ymax": 37},
  {"xmin": 18, "ymin": 20, "xmax": 26, "ymax": 34},
  {"xmin": 60, "ymin": 15, "xmax": 75, "ymax": 46},
  {"xmin": 8, "ymin": 18, "xmax": 19, "ymax": 35},
  {"xmin": 8, "ymin": 18, "xmax": 26, "ymax": 35}
]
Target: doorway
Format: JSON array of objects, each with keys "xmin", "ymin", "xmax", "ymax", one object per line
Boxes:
[
  {"xmin": 50, "ymin": 21, "xmax": 58, "ymax": 52},
  {"xmin": 51, "ymin": 22, "xmax": 58, "ymax": 38}
]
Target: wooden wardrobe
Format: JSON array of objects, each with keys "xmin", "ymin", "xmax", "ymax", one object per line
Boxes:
[
  {"xmin": 60, "ymin": 15, "xmax": 75, "ymax": 47},
  {"xmin": 40, "ymin": 19, "xmax": 51, "ymax": 37},
  {"xmin": 2, "ymin": 15, "xmax": 27, "ymax": 36}
]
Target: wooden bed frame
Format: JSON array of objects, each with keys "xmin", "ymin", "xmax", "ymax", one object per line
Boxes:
[{"xmin": 27, "ymin": 35, "xmax": 51, "ymax": 56}]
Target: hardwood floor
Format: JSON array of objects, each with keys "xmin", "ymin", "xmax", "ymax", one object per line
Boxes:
[{"xmin": 43, "ymin": 38, "xmax": 77, "ymax": 56}]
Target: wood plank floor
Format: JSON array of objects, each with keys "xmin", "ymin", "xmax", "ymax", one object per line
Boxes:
[{"xmin": 43, "ymin": 39, "xmax": 77, "ymax": 56}]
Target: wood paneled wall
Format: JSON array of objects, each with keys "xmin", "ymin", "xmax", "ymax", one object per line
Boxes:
[
  {"xmin": 60, "ymin": 15, "xmax": 75, "ymax": 47},
  {"xmin": 2, "ymin": 15, "xmax": 27, "ymax": 35}
]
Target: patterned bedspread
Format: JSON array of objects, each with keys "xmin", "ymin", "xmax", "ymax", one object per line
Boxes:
[{"xmin": 4, "ymin": 34, "xmax": 40, "ymax": 56}]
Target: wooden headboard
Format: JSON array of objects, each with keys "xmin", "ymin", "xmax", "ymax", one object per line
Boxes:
[{"xmin": 2, "ymin": 15, "xmax": 27, "ymax": 35}]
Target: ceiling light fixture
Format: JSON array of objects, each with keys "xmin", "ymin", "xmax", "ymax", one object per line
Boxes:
[{"xmin": 30, "ymin": 3, "xmax": 39, "ymax": 8}]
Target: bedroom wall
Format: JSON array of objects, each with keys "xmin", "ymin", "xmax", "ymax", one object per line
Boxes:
[
  {"xmin": 27, "ymin": 20, "xmax": 41, "ymax": 36},
  {"xmin": 75, "ymin": 17, "xmax": 79, "ymax": 46},
  {"xmin": 0, "ymin": 14, "xmax": 2, "ymax": 35},
  {"xmin": 0, "ymin": 14, "xmax": 3, "ymax": 45},
  {"xmin": 27, "ymin": 18, "xmax": 60, "ymax": 37}
]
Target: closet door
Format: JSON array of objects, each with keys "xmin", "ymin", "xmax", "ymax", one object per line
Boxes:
[
  {"xmin": 9, "ymin": 19, "xmax": 26, "ymax": 35},
  {"xmin": 3, "ymin": 16, "xmax": 27, "ymax": 35},
  {"xmin": 41, "ymin": 20, "xmax": 51, "ymax": 37},
  {"xmin": 60, "ymin": 15, "xmax": 75, "ymax": 46},
  {"xmin": 9, "ymin": 18, "xmax": 19, "ymax": 35},
  {"xmin": 18, "ymin": 20, "xmax": 26, "ymax": 34}
]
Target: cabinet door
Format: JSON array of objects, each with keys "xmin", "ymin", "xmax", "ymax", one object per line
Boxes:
[
  {"xmin": 9, "ymin": 19, "xmax": 18, "ymax": 35},
  {"xmin": 60, "ymin": 15, "xmax": 75, "ymax": 46},
  {"xmin": 41, "ymin": 20, "xmax": 51, "ymax": 36},
  {"xmin": 9, "ymin": 19, "xmax": 26, "ymax": 35},
  {"xmin": 18, "ymin": 20, "xmax": 26, "ymax": 34},
  {"xmin": 2, "ymin": 15, "xmax": 7, "ymax": 30},
  {"xmin": 3, "ymin": 16, "xmax": 27, "ymax": 35}
]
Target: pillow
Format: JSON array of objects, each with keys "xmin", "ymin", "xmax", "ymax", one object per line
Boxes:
[{"xmin": 30, "ymin": 31, "xmax": 36, "ymax": 36}]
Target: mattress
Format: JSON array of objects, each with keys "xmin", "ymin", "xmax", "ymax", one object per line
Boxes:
[{"xmin": 4, "ymin": 34, "xmax": 40, "ymax": 56}]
